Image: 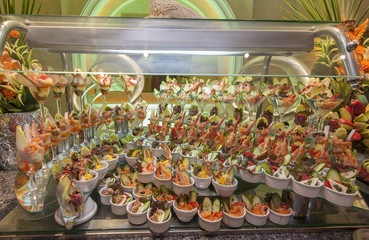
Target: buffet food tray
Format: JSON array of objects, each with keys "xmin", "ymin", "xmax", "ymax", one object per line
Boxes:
[{"xmin": 1, "ymin": 179, "xmax": 369, "ymax": 237}]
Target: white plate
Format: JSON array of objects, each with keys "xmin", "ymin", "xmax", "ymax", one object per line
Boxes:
[{"xmin": 55, "ymin": 198, "xmax": 97, "ymax": 227}]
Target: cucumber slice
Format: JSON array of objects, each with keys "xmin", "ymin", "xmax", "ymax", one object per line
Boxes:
[
  {"xmin": 222, "ymin": 198, "xmax": 230, "ymax": 213},
  {"xmin": 116, "ymin": 166, "xmax": 123, "ymax": 175},
  {"xmin": 145, "ymin": 183, "xmax": 152, "ymax": 189},
  {"xmin": 141, "ymin": 161, "xmax": 148, "ymax": 167},
  {"xmin": 283, "ymin": 154, "xmax": 291, "ymax": 166},
  {"xmin": 326, "ymin": 169, "xmax": 341, "ymax": 182},
  {"xmin": 124, "ymin": 164, "xmax": 130, "ymax": 171},
  {"xmin": 314, "ymin": 163, "xmax": 326, "ymax": 172},
  {"xmin": 253, "ymin": 147, "xmax": 261, "ymax": 156},
  {"xmin": 120, "ymin": 175, "xmax": 131, "ymax": 186},
  {"xmin": 270, "ymin": 193, "xmax": 282, "ymax": 210},
  {"xmin": 143, "ymin": 201, "xmax": 151, "ymax": 212},
  {"xmin": 212, "ymin": 198, "xmax": 221, "ymax": 212},
  {"xmin": 183, "ymin": 158, "xmax": 190, "ymax": 166},
  {"xmin": 255, "ymin": 165, "xmax": 262, "ymax": 172},
  {"xmin": 181, "ymin": 170, "xmax": 191, "ymax": 182},
  {"xmin": 262, "ymin": 163, "xmax": 271, "ymax": 175},
  {"xmin": 166, "ymin": 167, "xmax": 172, "ymax": 176},
  {"xmin": 160, "ymin": 185, "xmax": 170, "ymax": 194},
  {"xmin": 131, "ymin": 172, "xmax": 138, "ymax": 182},
  {"xmin": 190, "ymin": 190, "xmax": 197, "ymax": 202},
  {"xmin": 252, "ymin": 195, "xmax": 262, "ymax": 204},
  {"xmin": 311, "ymin": 172, "xmax": 319, "ymax": 178},
  {"xmin": 164, "ymin": 208, "xmax": 171, "ymax": 221},
  {"xmin": 231, "ymin": 159, "xmax": 239, "ymax": 165},
  {"xmin": 202, "ymin": 197, "xmax": 212, "ymax": 212},
  {"xmin": 229, "ymin": 194, "xmax": 239, "ymax": 206},
  {"xmin": 241, "ymin": 194, "xmax": 251, "ymax": 209}
]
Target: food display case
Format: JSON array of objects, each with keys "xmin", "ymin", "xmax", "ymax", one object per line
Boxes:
[{"xmin": 0, "ymin": 14, "xmax": 368, "ymax": 238}]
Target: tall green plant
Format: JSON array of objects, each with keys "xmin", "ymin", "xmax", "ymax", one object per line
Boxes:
[
  {"xmin": 282, "ymin": 0, "xmax": 369, "ymax": 25},
  {"xmin": 0, "ymin": 0, "xmax": 42, "ymax": 14}
]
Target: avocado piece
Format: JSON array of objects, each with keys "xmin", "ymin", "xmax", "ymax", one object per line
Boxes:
[
  {"xmin": 160, "ymin": 185, "xmax": 170, "ymax": 194},
  {"xmin": 202, "ymin": 197, "xmax": 212, "ymax": 212},
  {"xmin": 121, "ymin": 174, "xmax": 131, "ymax": 186},
  {"xmin": 181, "ymin": 170, "xmax": 191, "ymax": 182},
  {"xmin": 164, "ymin": 208, "xmax": 171, "ymax": 221},
  {"xmin": 212, "ymin": 198, "xmax": 221, "ymax": 212}
]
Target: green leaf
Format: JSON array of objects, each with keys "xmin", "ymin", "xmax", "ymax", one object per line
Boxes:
[{"xmin": 0, "ymin": 84, "xmax": 20, "ymax": 94}]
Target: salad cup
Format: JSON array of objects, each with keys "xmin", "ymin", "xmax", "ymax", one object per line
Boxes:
[
  {"xmin": 110, "ymin": 192, "xmax": 132, "ymax": 215},
  {"xmin": 171, "ymin": 151, "xmax": 181, "ymax": 161},
  {"xmin": 239, "ymin": 168, "xmax": 263, "ymax": 183},
  {"xmin": 172, "ymin": 177, "xmax": 195, "ymax": 195},
  {"xmin": 268, "ymin": 208, "xmax": 292, "ymax": 225},
  {"xmin": 73, "ymin": 170, "xmax": 98, "ymax": 193},
  {"xmin": 245, "ymin": 207, "xmax": 270, "ymax": 226},
  {"xmin": 137, "ymin": 168, "xmax": 156, "ymax": 183},
  {"xmin": 152, "ymin": 195, "xmax": 174, "ymax": 207},
  {"xmin": 133, "ymin": 187, "xmax": 152, "ymax": 201},
  {"xmin": 198, "ymin": 209, "xmax": 222, "ymax": 232},
  {"xmin": 117, "ymin": 153, "xmax": 126, "ymax": 163},
  {"xmin": 191, "ymin": 171, "xmax": 212, "ymax": 189},
  {"xmin": 173, "ymin": 202, "xmax": 197, "ymax": 222},
  {"xmin": 122, "ymin": 184, "xmax": 135, "ymax": 194},
  {"xmin": 126, "ymin": 201, "xmax": 149, "ymax": 225},
  {"xmin": 222, "ymin": 208, "xmax": 246, "ymax": 228},
  {"xmin": 180, "ymin": 153, "xmax": 197, "ymax": 165},
  {"xmin": 99, "ymin": 186, "xmax": 112, "ymax": 205},
  {"xmin": 322, "ymin": 186, "xmax": 358, "ymax": 207},
  {"xmin": 106, "ymin": 155, "xmax": 119, "ymax": 171},
  {"xmin": 147, "ymin": 208, "xmax": 172, "ymax": 233},
  {"xmin": 264, "ymin": 173, "xmax": 291, "ymax": 190},
  {"xmin": 154, "ymin": 174, "xmax": 172, "ymax": 190},
  {"xmin": 91, "ymin": 161, "xmax": 108, "ymax": 180},
  {"xmin": 212, "ymin": 178, "xmax": 238, "ymax": 197},
  {"xmin": 291, "ymin": 177, "xmax": 322, "ymax": 198},
  {"xmin": 125, "ymin": 156, "xmax": 138, "ymax": 167}
]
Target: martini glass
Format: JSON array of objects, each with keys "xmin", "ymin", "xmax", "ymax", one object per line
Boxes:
[
  {"xmin": 267, "ymin": 85, "xmax": 300, "ymax": 123},
  {"xmin": 137, "ymin": 104, "xmax": 148, "ymax": 127},
  {"xmin": 192, "ymin": 87, "xmax": 213, "ymax": 113},
  {"xmin": 90, "ymin": 107, "xmax": 102, "ymax": 145},
  {"xmin": 16, "ymin": 124, "xmax": 45, "ymax": 211},
  {"xmin": 46, "ymin": 114, "xmax": 62, "ymax": 165},
  {"xmin": 219, "ymin": 91, "xmax": 237, "ymax": 118},
  {"xmin": 51, "ymin": 74, "xmax": 72, "ymax": 114},
  {"xmin": 242, "ymin": 88, "xmax": 266, "ymax": 121},
  {"xmin": 121, "ymin": 75, "xmax": 141, "ymax": 102},
  {"xmin": 113, "ymin": 105, "xmax": 125, "ymax": 137},
  {"xmin": 79, "ymin": 108, "xmax": 91, "ymax": 148},
  {"xmin": 303, "ymin": 95, "xmax": 343, "ymax": 132},
  {"xmin": 72, "ymin": 69, "xmax": 89, "ymax": 112},
  {"xmin": 102, "ymin": 107, "xmax": 114, "ymax": 139},
  {"xmin": 55, "ymin": 112, "xmax": 70, "ymax": 157},
  {"xmin": 69, "ymin": 112, "xmax": 82, "ymax": 152},
  {"xmin": 93, "ymin": 72, "xmax": 112, "ymax": 103}
]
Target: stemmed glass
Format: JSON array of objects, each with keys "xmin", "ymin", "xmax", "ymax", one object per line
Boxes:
[
  {"xmin": 69, "ymin": 111, "xmax": 82, "ymax": 152},
  {"xmin": 121, "ymin": 75, "xmax": 141, "ymax": 102},
  {"xmin": 45, "ymin": 114, "xmax": 61, "ymax": 164},
  {"xmin": 102, "ymin": 106, "xmax": 114, "ymax": 139},
  {"xmin": 137, "ymin": 102, "xmax": 148, "ymax": 127},
  {"xmin": 218, "ymin": 88, "xmax": 237, "ymax": 118},
  {"xmin": 55, "ymin": 112, "xmax": 70, "ymax": 157},
  {"xmin": 79, "ymin": 107, "xmax": 91, "ymax": 148},
  {"xmin": 90, "ymin": 106, "xmax": 102, "ymax": 145},
  {"xmin": 242, "ymin": 87, "xmax": 266, "ymax": 121},
  {"xmin": 92, "ymin": 71, "xmax": 112, "ymax": 103},
  {"xmin": 72, "ymin": 68, "xmax": 89, "ymax": 112},
  {"xmin": 191, "ymin": 87, "xmax": 214, "ymax": 113},
  {"xmin": 50, "ymin": 74, "xmax": 72, "ymax": 114},
  {"xmin": 16, "ymin": 124, "xmax": 45, "ymax": 211},
  {"xmin": 56, "ymin": 176, "xmax": 84, "ymax": 230},
  {"xmin": 113, "ymin": 104, "xmax": 125, "ymax": 138}
]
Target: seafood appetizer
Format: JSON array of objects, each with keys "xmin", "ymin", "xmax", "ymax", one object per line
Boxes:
[
  {"xmin": 241, "ymin": 193, "xmax": 269, "ymax": 216},
  {"xmin": 111, "ymin": 184, "xmax": 132, "ymax": 206},
  {"xmin": 199, "ymin": 197, "xmax": 223, "ymax": 221},
  {"xmin": 265, "ymin": 193, "xmax": 291, "ymax": 215},
  {"xmin": 175, "ymin": 191, "xmax": 199, "ymax": 211},
  {"xmin": 222, "ymin": 194, "xmax": 246, "ymax": 217},
  {"xmin": 152, "ymin": 185, "xmax": 176, "ymax": 203},
  {"xmin": 130, "ymin": 198, "xmax": 151, "ymax": 214},
  {"xmin": 148, "ymin": 201, "xmax": 171, "ymax": 223},
  {"xmin": 135, "ymin": 183, "xmax": 152, "ymax": 197}
]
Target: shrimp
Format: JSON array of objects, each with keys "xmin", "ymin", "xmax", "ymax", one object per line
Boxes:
[
  {"xmin": 315, "ymin": 144, "xmax": 330, "ymax": 167},
  {"xmin": 332, "ymin": 136, "xmax": 351, "ymax": 156},
  {"xmin": 291, "ymin": 142, "xmax": 306, "ymax": 162},
  {"xmin": 273, "ymin": 139, "xmax": 288, "ymax": 162},
  {"xmin": 173, "ymin": 171, "xmax": 190, "ymax": 185},
  {"xmin": 142, "ymin": 162, "xmax": 154, "ymax": 173},
  {"xmin": 340, "ymin": 148, "xmax": 360, "ymax": 170},
  {"xmin": 161, "ymin": 143, "xmax": 172, "ymax": 161},
  {"xmin": 229, "ymin": 205, "xmax": 245, "ymax": 217},
  {"xmin": 156, "ymin": 165, "xmax": 171, "ymax": 179}
]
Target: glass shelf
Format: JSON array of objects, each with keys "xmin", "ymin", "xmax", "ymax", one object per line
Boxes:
[
  {"xmin": 1, "ymin": 176, "xmax": 369, "ymax": 236},
  {"xmin": 0, "ymin": 15, "xmax": 363, "ymax": 79}
]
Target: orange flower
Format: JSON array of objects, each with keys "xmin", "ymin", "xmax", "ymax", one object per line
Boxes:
[
  {"xmin": 361, "ymin": 60, "xmax": 369, "ymax": 72},
  {"xmin": 3, "ymin": 61, "xmax": 20, "ymax": 71},
  {"xmin": 2, "ymin": 88, "xmax": 16, "ymax": 99},
  {"xmin": 356, "ymin": 45, "xmax": 366, "ymax": 59},
  {"xmin": 8, "ymin": 30, "xmax": 20, "ymax": 38}
]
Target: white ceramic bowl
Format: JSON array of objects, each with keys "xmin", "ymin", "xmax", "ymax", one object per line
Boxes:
[
  {"xmin": 180, "ymin": 153, "xmax": 197, "ymax": 165},
  {"xmin": 264, "ymin": 173, "xmax": 291, "ymax": 190},
  {"xmin": 152, "ymin": 195, "xmax": 174, "ymax": 208},
  {"xmin": 245, "ymin": 207, "xmax": 270, "ymax": 226},
  {"xmin": 90, "ymin": 161, "xmax": 108, "ymax": 180},
  {"xmin": 113, "ymin": 172, "xmax": 121, "ymax": 182},
  {"xmin": 126, "ymin": 201, "xmax": 149, "ymax": 225},
  {"xmin": 268, "ymin": 208, "xmax": 292, "ymax": 225},
  {"xmin": 239, "ymin": 168, "xmax": 263, "ymax": 183},
  {"xmin": 125, "ymin": 156, "xmax": 138, "ymax": 167},
  {"xmin": 127, "ymin": 142, "xmax": 138, "ymax": 150},
  {"xmin": 154, "ymin": 174, "xmax": 172, "ymax": 189},
  {"xmin": 122, "ymin": 183, "xmax": 135, "ymax": 194},
  {"xmin": 212, "ymin": 178, "xmax": 238, "ymax": 197},
  {"xmin": 117, "ymin": 153, "xmax": 126, "ymax": 163},
  {"xmin": 152, "ymin": 148, "xmax": 165, "ymax": 158},
  {"xmin": 99, "ymin": 186, "xmax": 112, "ymax": 205},
  {"xmin": 222, "ymin": 208, "xmax": 246, "ymax": 228},
  {"xmin": 173, "ymin": 201, "xmax": 198, "ymax": 222},
  {"xmin": 291, "ymin": 177, "xmax": 322, "ymax": 198},
  {"xmin": 106, "ymin": 155, "xmax": 119, "ymax": 171},
  {"xmin": 97, "ymin": 183, "xmax": 106, "ymax": 193},
  {"xmin": 147, "ymin": 208, "xmax": 171, "ymax": 233},
  {"xmin": 198, "ymin": 209, "xmax": 222, "ymax": 232},
  {"xmin": 191, "ymin": 171, "xmax": 212, "ymax": 189},
  {"xmin": 110, "ymin": 193, "xmax": 132, "ymax": 215},
  {"xmin": 137, "ymin": 168, "xmax": 156, "ymax": 184},
  {"xmin": 132, "ymin": 187, "xmax": 152, "ymax": 201},
  {"xmin": 172, "ymin": 177, "xmax": 195, "ymax": 195},
  {"xmin": 73, "ymin": 170, "xmax": 98, "ymax": 193},
  {"xmin": 322, "ymin": 186, "xmax": 358, "ymax": 207}
]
